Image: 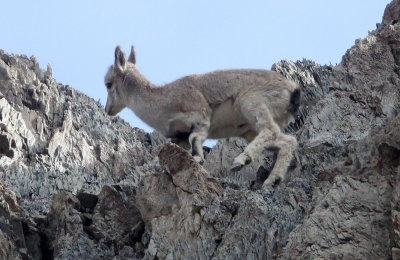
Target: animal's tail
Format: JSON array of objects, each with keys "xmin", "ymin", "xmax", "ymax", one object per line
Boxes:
[{"xmin": 288, "ymin": 88, "xmax": 301, "ymax": 116}]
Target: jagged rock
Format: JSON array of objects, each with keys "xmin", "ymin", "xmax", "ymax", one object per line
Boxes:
[
  {"xmin": 41, "ymin": 187, "xmax": 146, "ymax": 259},
  {"xmin": 139, "ymin": 143, "xmax": 222, "ymax": 259},
  {"xmin": 1, "ymin": 1, "xmax": 400, "ymax": 259},
  {"xmin": 90, "ymin": 185, "xmax": 143, "ymax": 249},
  {"xmin": 0, "ymin": 49, "xmax": 166, "ymax": 215},
  {"xmin": 383, "ymin": 0, "xmax": 400, "ymax": 25},
  {"xmin": 0, "ymin": 181, "xmax": 28, "ymax": 260}
]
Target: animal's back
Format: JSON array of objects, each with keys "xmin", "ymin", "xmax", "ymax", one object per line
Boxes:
[{"xmin": 171, "ymin": 69, "xmax": 296, "ymax": 106}]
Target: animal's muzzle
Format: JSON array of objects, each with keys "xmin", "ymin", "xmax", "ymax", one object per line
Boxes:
[{"xmin": 105, "ymin": 99, "xmax": 112, "ymax": 115}]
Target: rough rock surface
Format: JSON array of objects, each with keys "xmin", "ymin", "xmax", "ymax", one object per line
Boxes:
[
  {"xmin": 0, "ymin": 50, "xmax": 165, "ymax": 215},
  {"xmin": 1, "ymin": 1, "xmax": 400, "ymax": 259}
]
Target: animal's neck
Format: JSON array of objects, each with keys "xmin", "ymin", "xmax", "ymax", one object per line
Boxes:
[{"xmin": 123, "ymin": 70, "xmax": 165, "ymax": 129}]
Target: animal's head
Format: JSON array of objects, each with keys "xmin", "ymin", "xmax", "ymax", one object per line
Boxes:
[{"xmin": 104, "ymin": 45, "xmax": 137, "ymax": 116}]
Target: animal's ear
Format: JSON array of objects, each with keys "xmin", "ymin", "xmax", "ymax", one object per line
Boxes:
[
  {"xmin": 128, "ymin": 45, "xmax": 136, "ymax": 64},
  {"xmin": 114, "ymin": 46, "xmax": 126, "ymax": 73}
]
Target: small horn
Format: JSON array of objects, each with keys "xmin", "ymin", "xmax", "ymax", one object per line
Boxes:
[{"xmin": 128, "ymin": 45, "xmax": 136, "ymax": 64}]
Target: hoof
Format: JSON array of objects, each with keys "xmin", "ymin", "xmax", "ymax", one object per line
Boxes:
[
  {"xmin": 231, "ymin": 153, "xmax": 252, "ymax": 172},
  {"xmin": 262, "ymin": 175, "xmax": 281, "ymax": 188},
  {"xmin": 230, "ymin": 162, "xmax": 244, "ymax": 172},
  {"xmin": 193, "ymin": 155, "xmax": 204, "ymax": 164}
]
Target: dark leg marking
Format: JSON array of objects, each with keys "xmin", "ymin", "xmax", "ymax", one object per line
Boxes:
[{"xmin": 191, "ymin": 137, "xmax": 199, "ymax": 156}]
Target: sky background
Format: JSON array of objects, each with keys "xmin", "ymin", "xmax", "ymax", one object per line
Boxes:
[{"xmin": 1, "ymin": 1, "xmax": 389, "ymax": 146}]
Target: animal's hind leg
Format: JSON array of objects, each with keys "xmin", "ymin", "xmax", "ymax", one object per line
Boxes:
[
  {"xmin": 232, "ymin": 103, "xmax": 297, "ymax": 185},
  {"xmin": 262, "ymin": 133, "xmax": 297, "ymax": 187},
  {"xmin": 231, "ymin": 128, "xmax": 277, "ymax": 171},
  {"xmin": 231, "ymin": 103, "xmax": 281, "ymax": 171},
  {"xmin": 231, "ymin": 129, "xmax": 256, "ymax": 169}
]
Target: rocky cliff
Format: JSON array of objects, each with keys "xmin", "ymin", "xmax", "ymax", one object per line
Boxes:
[{"xmin": 1, "ymin": 1, "xmax": 400, "ymax": 259}]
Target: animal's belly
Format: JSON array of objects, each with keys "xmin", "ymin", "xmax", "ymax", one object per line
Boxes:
[{"xmin": 208, "ymin": 100, "xmax": 250, "ymax": 139}]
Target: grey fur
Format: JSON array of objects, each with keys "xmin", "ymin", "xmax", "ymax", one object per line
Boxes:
[{"xmin": 105, "ymin": 46, "xmax": 300, "ymax": 187}]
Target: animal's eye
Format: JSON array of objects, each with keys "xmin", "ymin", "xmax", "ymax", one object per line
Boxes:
[{"xmin": 106, "ymin": 83, "xmax": 112, "ymax": 89}]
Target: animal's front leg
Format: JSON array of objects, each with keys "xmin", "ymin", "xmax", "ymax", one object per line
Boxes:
[{"xmin": 188, "ymin": 126, "xmax": 209, "ymax": 163}]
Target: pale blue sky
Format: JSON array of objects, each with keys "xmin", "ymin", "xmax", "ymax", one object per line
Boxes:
[{"xmin": 1, "ymin": 1, "xmax": 389, "ymax": 146}]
